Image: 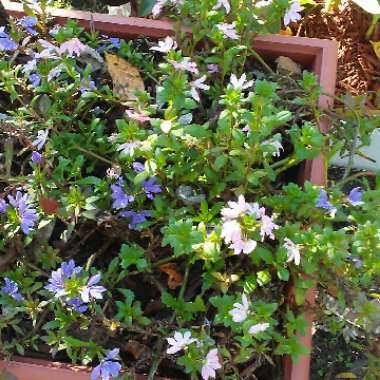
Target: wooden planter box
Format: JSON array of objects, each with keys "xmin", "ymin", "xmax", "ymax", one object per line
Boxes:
[{"xmin": 1, "ymin": 1, "xmax": 338, "ymax": 379}]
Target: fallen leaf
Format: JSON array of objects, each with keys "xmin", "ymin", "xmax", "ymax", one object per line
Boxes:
[
  {"xmin": 105, "ymin": 53, "xmax": 145, "ymax": 103},
  {"xmin": 336, "ymin": 372, "xmax": 358, "ymax": 379},
  {"xmin": 40, "ymin": 196, "xmax": 59, "ymax": 214},
  {"xmin": 280, "ymin": 27, "xmax": 293, "ymax": 36},
  {"xmin": 159, "ymin": 262, "xmax": 183, "ymax": 289},
  {"xmin": 125, "ymin": 340, "xmax": 150, "ymax": 360}
]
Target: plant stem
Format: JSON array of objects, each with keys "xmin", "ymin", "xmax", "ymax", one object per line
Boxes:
[
  {"xmin": 334, "ymin": 171, "xmax": 376, "ymax": 189},
  {"xmin": 365, "ymin": 14, "xmax": 380, "ymax": 40},
  {"xmin": 249, "ymin": 48, "xmax": 275, "ymax": 74},
  {"xmin": 72, "ymin": 144, "xmax": 115, "ymax": 166}
]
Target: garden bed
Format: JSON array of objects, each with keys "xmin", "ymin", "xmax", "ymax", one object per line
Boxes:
[{"xmin": 1, "ymin": 1, "xmax": 379, "ymax": 380}]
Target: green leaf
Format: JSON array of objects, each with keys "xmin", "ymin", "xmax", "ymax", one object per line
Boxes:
[
  {"xmin": 161, "ymin": 219, "xmax": 203, "ymax": 256},
  {"xmin": 120, "ymin": 244, "xmax": 148, "ymax": 271},
  {"xmin": 277, "ymin": 267, "xmax": 290, "ymax": 281}
]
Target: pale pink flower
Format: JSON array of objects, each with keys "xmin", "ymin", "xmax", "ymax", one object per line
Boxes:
[
  {"xmin": 152, "ymin": 0, "xmax": 167, "ymax": 16},
  {"xmin": 229, "ymin": 294, "xmax": 250, "ymax": 322},
  {"xmin": 168, "ymin": 58, "xmax": 199, "ymax": 74},
  {"xmin": 230, "ymin": 73, "xmax": 254, "ymax": 90},
  {"xmin": 249, "ymin": 322, "xmax": 270, "ymax": 335},
  {"xmin": 201, "ymin": 349, "xmax": 222, "ymax": 380},
  {"xmin": 36, "ymin": 39, "xmax": 59, "ymax": 59},
  {"xmin": 284, "ymin": 238, "xmax": 301, "ymax": 266},
  {"xmin": 284, "ymin": 1, "xmax": 304, "ymax": 27},
  {"xmin": 221, "ymin": 219, "xmax": 242, "ymax": 244},
  {"xmin": 150, "ymin": 36, "xmax": 177, "ymax": 53},
  {"xmin": 213, "ymin": 0, "xmax": 230, "ymax": 13},
  {"xmin": 166, "ymin": 331, "xmax": 197, "ymax": 354},
  {"xmin": 260, "ymin": 214, "xmax": 279, "ymax": 241},
  {"xmin": 190, "ymin": 76, "xmax": 210, "ymax": 102},
  {"xmin": 59, "ymin": 38, "xmax": 86, "ymax": 57},
  {"xmin": 217, "ymin": 22, "xmax": 239, "ymax": 40},
  {"xmin": 230, "ymin": 238, "xmax": 257, "ymax": 255},
  {"xmin": 125, "ymin": 109, "xmax": 150, "ymax": 123}
]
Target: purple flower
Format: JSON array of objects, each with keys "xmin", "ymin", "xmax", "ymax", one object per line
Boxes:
[
  {"xmin": 66, "ymin": 297, "xmax": 88, "ymax": 313},
  {"xmin": 31, "ymin": 151, "xmax": 42, "ymax": 164},
  {"xmin": 80, "ymin": 274, "xmax": 107, "ymax": 303},
  {"xmin": 110, "ymin": 183, "xmax": 134, "ymax": 209},
  {"xmin": 80, "ymin": 76, "xmax": 96, "ymax": 94},
  {"xmin": 0, "ymin": 27, "xmax": 18, "ymax": 51},
  {"xmin": 132, "ymin": 162, "xmax": 145, "ymax": 173},
  {"xmin": 119, "ymin": 210, "xmax": 150, "ymax": 229},
  {"xmin": 32, "ymin": 129, "xmax": 49, "ymax": 150},
  {"xmin": 45, "ymin": 260, "xmax": 83, "ymax": 298},
  {"xmin": 29, "ymin": 73, "xmax": 41, "ymax": 87},
  {"xmin": 348, "ymin": 187, "xmax": 364, "ymax": 206},
  {"xmin": 1, "ymin": 278, "xmax": 24, "ymax": 301},
  {"xmin": 316, "ymin": 189, "xmax": 337, "ymax": 214},
  {"xmin": 91, "ymin": 349, "xmax": 122, "ymax": 380},
  {"xmin": 0, "ymin": 198, "xmax": 7, "ymax": 213},
  {"xmin": 108, "ymin": 37, "xmax": 121, "ymax": 49},
  {"xmin": 20, "ymin": 16, "xmax": 38, "ymax": 35},
  {"xmin": 8, "ymin": 191, "xmax": 37, "ymax": 235},
  {"xmin": 207, "ymin": 64, "xmax": 219, "ymax": 74},
  {"xmin": 142, "ymin": 177, "xmax": 162, "ymax": 200}
]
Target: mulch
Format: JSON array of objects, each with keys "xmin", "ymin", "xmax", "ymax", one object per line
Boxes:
[{"xmin": 292, "ymin": 0, "xmax": 380, "ymax": 108}]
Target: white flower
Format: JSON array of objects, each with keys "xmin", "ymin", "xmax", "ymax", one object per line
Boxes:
[
  {"xmin": 168, "ymin": 58, "xmax": 199, "ymax": 74},
  {"xmin": 217, "ymin": 22, "xmax": 239, "ymax": 40},
  {"xmin": 263, "ymin": 140, "xmax": 284, "ymax": 157},
  {"xmin": 117, "ymin": 141, "xmax": 142, "ymax": 156},
  {"xmin": 221, "ymin": 194, "xmax": 255, "ymax": 220},
  {"xmin": 213, "ymin": 0, "xmax": 230, "ymax": 13},
  {"xmin": 229, "ymin": 294, "xmax": 250, "ymax": 322},
  {"xmin": 256, "ymin": 0, "xmax": 273, "ymax": 7},
  {"xmin": 190, "ymin": 75, "xmax": 210, "ymax": 102},
  {"xmin": 166, "ymin": 331, "xmax": 197, "ymax": 354},
  {"xmin": 249, "ymin": 322, "xmax": 270, "ymax": 335},
  {"xmin": 283, "ymin": 1, "xmax": 304, "ymax": 27},
  {"xmin": 22, "ymin": 59, "xmax": 37, "ymax": 74},
  {"xmin": 150, "ymin": 36, "xmax": 177, "ymax": 53},
  {"xmin": 284, "ymin": 238, "xmax": 301, "ymax": 266},
  {"xmin": 230, "ymin": 73, "xmax": 254, "ymax": 90},
  {"xmin": 221, "ymin": 219, "xmax": 242, "ymax": 244},
  {"xmin": 59, "ymin": 38, "xmax": 86, "ymax": 57},
  {"xmin": 230, "ymin": 238, "xmax": 257, "ymax": 255},
  {"xmin": 201, "ymin": 349, "xmax": 222, "ymax": 380}
]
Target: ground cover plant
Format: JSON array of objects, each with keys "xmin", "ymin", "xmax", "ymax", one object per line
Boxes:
[{"xmin": 0, "ymin": 0, "xmax": 379, "ymax": 379}]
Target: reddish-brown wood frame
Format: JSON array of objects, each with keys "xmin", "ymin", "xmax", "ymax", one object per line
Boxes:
[{"xmin": 0, "ymin": 1, "xmax": 338, "ymax": 379}]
